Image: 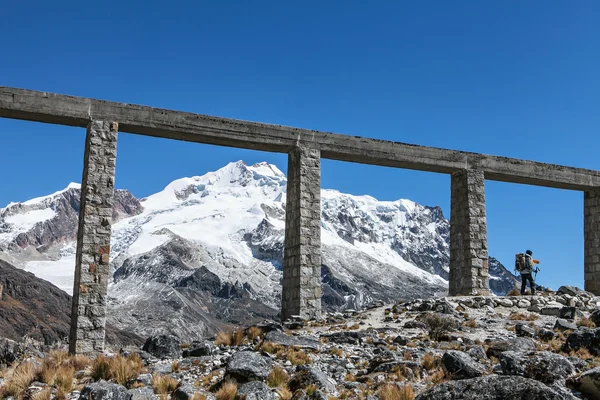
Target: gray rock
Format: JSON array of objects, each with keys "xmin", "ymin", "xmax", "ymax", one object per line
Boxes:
[
  {"xmin": 142, "ymin": 334, "xmax": 181, "ymax": 359},
  {"xmin": 496, "ymin": 299, "xmax": 514, "ymax": 308},
  {"xmin": 0, "ymin": 338, "xmax": 24, "ymax": 364},
  {"xmin": 393, "ymin": 335, "xmax": 408, "ymax": 345},
  {"xmin": 559, "ymin": 307, "xmax": 580, "ymax": 320},
  {"xmin": 320, "ymin": 331, "xmax": 373, "ymax": 345},
  {"xmin": 182, "ymin": 341, "xmax": 214, "ymax": 357},
  {"xmin": 554, "ymin": 319, "xmax": 577, "ymax": 331},
  {"xmin": 441, "ymin": 350, "xmax": 485, "ymax": 379},
  {"xmin": 226, "ymin": 351, "xmax": 273, "ymax": 382},
  {"xmin": 466, "ymin": 345, "xmax": 487, "ymax": 361},
  {"xmin": 79, "ymin": 381, "xmax": 132, "ymax": 400},
  {"xmin": 541, "ymin": 306, "xmax": 562, "ymax": 316},
  {"xmin": 172, "ymin": 383, "xmax": 199, "ymax": 400},
  {"xmin": 566, "ymin": 366, "xmax": 600, "ymax": 399},
  {"xmin": 486, "ymin": 337, "xmax": 536, "ymax": 358},
  {"xmin": 557, "ymin": 286, "xmax": 586, "ymax": 297},
  {"xmin": 128, "ymin": 387, "xmax": 157, "ymax": 400},
  {"xmin": 415, "ymin": 375, "xmax": 577, "ymax": 400},
  {"xmin": 288, "ymin": 366, "xmax": 337, "ymax": 394},
  {"xmin": 237, "ymin": 381, "xmax": 277, "ymax": 400},
  {"xmin": 515, "ymin": 323, "xmax": 535, "ymax": 338},
  {"xmin": 499, "ymin": 351, "xmax": 575, "ymax": 384},
  {"xmin": 517, "ymin": 300, "xmax": 530, "ymax": 308},
  {"xmin": 563, "ymin": 327, "xmax": 600, "ymax": 355},
  {"xmin": 590, "ymin": 309, "xmax": 600, "ymax": 326},
  {"xmin": 264, "ymin": 331, "xmax": 320, "ymax": 350},
  {"xmin": 537, "ymin": 329, "xmax": 555, "ymax": 342}
]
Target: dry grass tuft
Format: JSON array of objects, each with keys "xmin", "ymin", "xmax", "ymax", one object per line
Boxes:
[
  {"xmin": 215, "ymin": 381, "xmax": 238, "ymax": 400},
  {"xmin": 172, "ymin": 360, "xmax": 181, "ymax": 372},
  {"xmin": 90, "ymin": 355, "xmax": 111, "ymax": 381},
  {"xmin": 506, "ymin": 287, "xmax": 521, "ymax": 296},
  {"xmin": 267, "ymin": 366, "xmax": 289, "ymax": 388},
  {"xmin": 276, "ymin": 387, "xmax": 293, "ymax": 400},
  {"xmin": 49, "ymin": 350, "xmax": 70, "ymax": 364},
  {"xmin": 152, "ymin": 373, "xmax": 180, "ymax": 394},
  {"xmin": 577, "ymin": 317, "xmax": 596, "ymax": 328},
  {"xmin": 421, "ymin": 353, "xmax": 438, "ymax": 371},
  {"xmin": 192, "ymin": 394, "xmax": 207, "ymax": 400},
  {"xmin": 110, "ymin": 354, "xmax": 144, "ymax": 386},
  {"xmin": 426, "ymin": 368, "xmax": 447, "ymax": 386},
  {"xmin": 258, "ymin": 341, "xmax": 285, "ymax": 356},
  {"xmin": 1, "ymin": 361, "xmax": 38, "ymax": 398},
  {"xmin": 328, "ymin": 347, "xmax": 343, "ymax": 357},
  {"xmin": 247, "ymin": 326, "xmax": 263, "ymax": 341},
  {"xmin": 509, "ymin": 312, "xmax": 538, "ymax": 321},
  {"xmin": 287, "ymin": 347, "xmax": 311, "ymax": 365},
  {"xmin": 464, "ymin": 319, "xmax": 477, "ymax": 328},
  {"xmin": 54, "ymin": 365, "xmax": 75, "ymax": 393},
  {"xmin": 232, "ymin": 330, "xmax": 245, "ymax": 346},
  {"xmin": 215, "ymin": 331, "xmax": 232, "ymax": 346},
  {"xmin": 68, "ymin": 354, "xmax": 91, "ymax": 371},
  {"xmin": 377, "ymin": 383, "xmax": 415, "ymax": 400}
]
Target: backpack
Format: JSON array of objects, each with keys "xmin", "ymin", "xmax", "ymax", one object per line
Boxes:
[{"xmin": 515, "ymin": 253, "xmax": 527, "ymax": 272}]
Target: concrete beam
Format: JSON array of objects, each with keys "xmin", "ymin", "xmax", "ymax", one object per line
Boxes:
[{"xmin": 2, "ymin": 86, "xmax": 600, "ymax": 190}]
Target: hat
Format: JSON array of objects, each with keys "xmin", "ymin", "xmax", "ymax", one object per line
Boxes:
[{"xmin": 526, "ymin": 249, "xmax": 532, "ymax": 256}]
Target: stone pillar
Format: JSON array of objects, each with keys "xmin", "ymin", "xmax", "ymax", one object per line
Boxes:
[
  {"xmin": 69, "ymin": 121, "xmax": 118, "ymax": 355},
  {"xmin": 449, "ymin": 169, "xmax": 490, "ymax": 296},
  {"xmin": 584, "ymin": 189, "xmax": 600, "ymax": 294},
  {"xmin": 282, "ymin": 146, "xmax": 322, "ymax": 321}
]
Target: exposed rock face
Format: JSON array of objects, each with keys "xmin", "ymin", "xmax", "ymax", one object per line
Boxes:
[
  {"xmin": 499, "ymin": 351, "xmax": 576, "ymax": 385},
  {"xmin": 0, "ymin": 259, "xmax": 141, "ymax": 346},
  {"xmin": 566, "ymin": 366, "xmax": 600, "ymax": 399},
  {"xmin": 79, "ymin": 381, "xmax": 132, "ymax": 400},
  {"xmin": 415, "ymin": 375, "xmax": 576, "ymax": 400},
  {"xmin": 142, "ymin": 334, "xmax": 181, "ymax": 359}
]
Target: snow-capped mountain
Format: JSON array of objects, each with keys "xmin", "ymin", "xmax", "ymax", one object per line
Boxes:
[{"xmin": 0, "ymin": 161, "xmax": 518, "ymax": 341}]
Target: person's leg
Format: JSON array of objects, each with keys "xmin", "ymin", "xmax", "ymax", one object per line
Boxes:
[
  {"xmin": 529, "ymin": 274, "xmax": 536, "ymax": 295},
  {"xmin": 521, "ymin": 274, "xmax": 527, "ymax": 295}
]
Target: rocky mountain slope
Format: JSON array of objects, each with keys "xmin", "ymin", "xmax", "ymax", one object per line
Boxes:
[
  {"xmin": 2, "ymin": 287, "xmax": 600, "ymax": 399},
  {"xmin": 0, "ymin": 259, "xmax": 142, "ymax": 347},
  {"xmin": 0, "ymin": 161, "xmax": 518, "ymax": 342}
]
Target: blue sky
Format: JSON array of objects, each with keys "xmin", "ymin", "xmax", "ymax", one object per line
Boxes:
[{"xmin": 1, "ymin": 1, "xmax": 599, "ymax": 290}]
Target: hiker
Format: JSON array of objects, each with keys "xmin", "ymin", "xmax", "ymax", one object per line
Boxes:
[{"xmin": 516, "ymin": 250, "xmax": 540, "ymax": 295}]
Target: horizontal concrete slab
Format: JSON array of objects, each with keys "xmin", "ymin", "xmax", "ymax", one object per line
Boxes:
[{"xmin": 1, "ymin": 86, "xmax": 599, "ymax": 190}]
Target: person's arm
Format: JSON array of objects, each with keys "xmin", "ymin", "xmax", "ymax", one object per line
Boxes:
[{"xmin": 533, "ymin": 259, "xmax": 540, "ymax": 264}]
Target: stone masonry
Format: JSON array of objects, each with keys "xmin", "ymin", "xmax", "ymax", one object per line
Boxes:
[
  {"xmin": 449, "ymin": 169, "xmax": 490, "ymax": 296},
  {"xmin": 69, "ymin": 121, "xmax": 118, "ymax": 355},
  {"xmin": 584, "ymin": 189, "xmax": 600, "ymax": 294},
  {"xmin": 282, "ymin": 146, "xmax": 322, "ymax": 321}
]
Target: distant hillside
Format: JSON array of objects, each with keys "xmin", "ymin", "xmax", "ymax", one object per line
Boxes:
[{"xmin": 0, "ymin": 259, "xmax": 142, "ymax": 346}]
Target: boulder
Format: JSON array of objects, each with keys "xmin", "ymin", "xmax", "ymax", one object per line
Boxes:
[
  {"xmin": 554, "ymin": 319, "xmax": 577, "ymax": 332},
  {"xmin": 517, "ymin": 300, "xmax": 531, "ymax": 309},
  {"xmin": 537, "ymin": 329, "xmax": 555, "ymax": 342},
  {"xmin": 559, "ymin": 307, "xmax": 579, "ymax": 320},
  {"xmin": 265, "ymin": 331, "xmax": 320, "ymax": 351},
  {"xmin": 496, "ymin": 299, "xmax": 514, "ymax": 308},
  {"xmin": 566, "ymin": 366, "xmax": 600, "ymax": 399},
  {"xmin": 253, "ymin": 321, "xmax": 283, "ymax": 333},
  {"xmin": 142, "ymin": 334, "xmax": 180, "ymax": 359},
  {"xmin": 466, "ymin": 345, "xmax": 487, "ymax": 361},
  {"xmin": 515, "ymin": 323, "xmax": 535, "ymax": 338},
  {"xmin": 393, "ymin": 335, "xmax": 408, "ymax": 345},
  {"xmin": 540, "ymin": 305, "xmax": 562, "ymax": 316},
  {"xmin": 182, "ymin": 341, "xmax": 214, "ymax": 357},
  {"xmin": 0, "ymin": 338, "xmax": 25, "ymax": 364},
  {"xmin": 563, "ymin": 327, "xmax": 600, "ymax": 355},
  {"xmin": 415, "ymin": 375, "xmax": 577, "ymax": 400},
  {"xmin": 441, "ymin": 350, "xmax": 485, "ymax": 379},
  {"xmin": 172, "ymin": 383, "xmax": 202, "ymax": 400},
  {"xmin": 499, "ymin": 351, "xmax": 575, "ymax": 384},
  {"xmin": 288, "ymin": 366, "xmax": 337, "ymax": 394},
  {"xmin": 237, "ymin": 381, "xmax": 277, "ymax": 400},
  {"xmin": 590, "ymin": 309, "xmax": 600, "ymax": 326},
  {"xmin": 557, "ymin": 286, "xmax": 586, "ymax": 297},
  {"xmin": 128, "ymin": 387, "xmax": 158, "ymax": 400},
  {"xmin": 320, "ymin": 330, "xmax": 373, "ymax": 345},
  {"xmin": 79, "ymin": 381, "xmax": 132, "ymax": 400},
  {"xmin": 486, "ymin": 337, "xmax": 536, "ymax": 358},
  {"xmin": 226, "ymin": 351, "xmax": 273, "ymax": 382}
]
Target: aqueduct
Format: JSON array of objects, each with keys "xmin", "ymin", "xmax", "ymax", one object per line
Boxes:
[{"xmin": 1, "ymin": 87, "xmax": 600, "ymax": 354}]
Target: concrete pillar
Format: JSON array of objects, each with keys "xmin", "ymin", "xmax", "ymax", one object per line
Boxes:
[
  {"xmin": 69, "ymin": 121, "xmax": 118, "ymax": 354},
  {"xmin": 449, "ymin": 169, "xmax": 490, "ymax": 296},
  {"xmin": 584, "ymin": 189, "xmax": 600, "ymax": 294},
  {"xmin": 282, "ymin": 146, "xmax": 322, "ymax": 321}
]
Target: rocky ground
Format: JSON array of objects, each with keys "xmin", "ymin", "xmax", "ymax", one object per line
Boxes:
[{"xmin": 3, "ymin": 286, "xmax": 600, "ymax": 399}]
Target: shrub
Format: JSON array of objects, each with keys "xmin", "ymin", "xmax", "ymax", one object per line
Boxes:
[
  {"xmin": 422, "ymin": 314, "xmax": 457, "ymax": 341},
  {"xmin": 377, "ymin": 383, "xmax": 415, "ymax": 400},
  {"xmin": 421, "ymin": 353, "xmax": 438, "ymax": 371},
  {"xmin": 276, "ymin": 387, "xmax": 293, "ymax": 400},
  {"xmin": 247, "ymin": 326, "xmax": 263, "ymax": 341},
  {"xmin": 54, "ymin": 365, "xmax": 75, "ymax": 393},
  {"xmin": 90, "ymin": 355, "xmax": 111, "ymax": 381},
  {"xmin": 215, "ymin": 331, "xmax": 232, "ymax": 346},
  {"xmin": 1, "ymin": 361, "xmax": 38, "ymax": 398}
]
